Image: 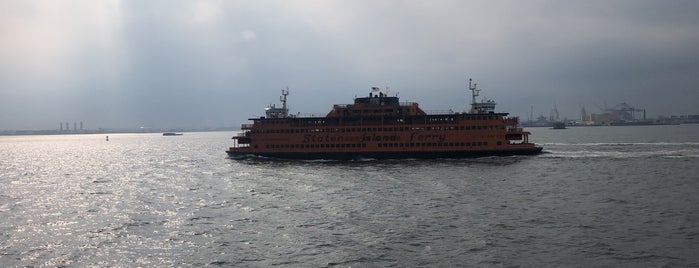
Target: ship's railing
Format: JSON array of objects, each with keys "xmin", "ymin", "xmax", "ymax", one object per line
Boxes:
[
  {"xmin": 241, "ymin": 124, "xmax": 253, "ymax": 129},
  {"xmin": 295, "ymin": 113, "xmax": 327, "ymax": 118},
  {"xmin": 507, "ymin": 127, "xmax": 524, "ymax": 132},
  {"xmin": 425, "ymin": 110, "xmax": 458, "ymax": 115},
  {"xmin": 503, "ymin": 118, "xmax": 519, "ymax": 126},
  {"xmin": 334, "ymin": 102, "xmax": 417, "ymax": 108}
]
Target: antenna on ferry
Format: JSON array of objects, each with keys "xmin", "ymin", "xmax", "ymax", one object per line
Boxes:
[
  {"xmin": 469, "ymin": 78, "xmax": 480, "ymax": 105},
  {"xmin": 281, "ymin": 87, "xmax": 289, "ymax": 116}
]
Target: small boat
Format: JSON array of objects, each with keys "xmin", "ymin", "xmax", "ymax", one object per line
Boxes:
[
  {"xmin": 163, "ymin": 132, "xmax": 183, "ymax": 136},
  {"xmin": 551, "ymin": 121, "xmax": 567, "ymax": 129}
]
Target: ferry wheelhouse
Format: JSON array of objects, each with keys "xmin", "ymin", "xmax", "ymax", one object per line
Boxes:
[{"xmin": 227, "ymin": 79, "xmax": 542, "ymax": 160}]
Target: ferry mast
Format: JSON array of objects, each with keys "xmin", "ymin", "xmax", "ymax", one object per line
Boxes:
[
  {"xmin": 265, "ymin": 87, "xmax": 290, "ymax": 118},
  {"xmin": 469, "ymin": 78, "xmax": 479, "ymax": 110},
  {"xmin": 281, "ymin": 87, "xmax": 289, "ymax": 114},
  {"xmin": 468, "ymin": 78, "xmax": 496, "ymax": 114}
]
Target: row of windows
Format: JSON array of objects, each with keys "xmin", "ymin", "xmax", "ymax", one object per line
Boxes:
[
  {"xmin": 266, "ymin": 143, "xmax": 368, "ymax": 149},
  {"xmin": 350, "ymin": 109, "xmax": 403, "ymax": 114},
  {"xmin": 262, "ymin": 141, "xmax": 502, "ymax": 149},
  {"xmin": 259, "ymin": 115, "xmax": 502, "ymax": 125},
  {"xmin": 378, "ymin": 141, "xmax": 494, "ymax": 148},
  {"xmin": 253, "ymin": 125, "xmax": 505, "ymax": 134}
]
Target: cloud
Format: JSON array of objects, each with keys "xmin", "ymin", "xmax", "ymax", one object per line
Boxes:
[
  {"xmin": 241, "ymin": 30, "xmax": 256, "ymax": 42},
  {"xmin": 1, "ymin": 0, "xmax": 698, "ymax": 130}
]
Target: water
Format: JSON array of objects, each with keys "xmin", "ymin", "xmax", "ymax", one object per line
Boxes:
[{"xmin": 1, "ymin": 125, "xmax": 698, "ymax": 267}]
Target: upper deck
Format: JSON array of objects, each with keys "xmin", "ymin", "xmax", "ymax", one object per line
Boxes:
[
  {"xmin": 248, "ymin": 81, "xmax": 510, "ymax": 126},
  {"xmin": 326, "ymin": 93, "xmax": 427, "ymax": 118}
]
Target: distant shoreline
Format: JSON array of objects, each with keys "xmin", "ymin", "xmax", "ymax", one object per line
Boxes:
[{"xmin": 0, "ymin": 127, "xmax": 237, "ymax": 136}]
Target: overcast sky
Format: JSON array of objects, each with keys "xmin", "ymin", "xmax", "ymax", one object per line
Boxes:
[{"xmin": 1, "ymin": 0, "xmax": 698, "ymax": 130}]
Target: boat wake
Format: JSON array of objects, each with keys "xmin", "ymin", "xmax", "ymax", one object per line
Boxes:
[{"xmin": 540, "ymin": 142, "xmax": 699, "ymax": 159}]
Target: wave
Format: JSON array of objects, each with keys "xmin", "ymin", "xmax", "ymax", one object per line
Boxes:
[
  {"xmin": 538, "ymin": 141, "xmax": 699, "ymax": 159},
  {"xmin": 541, "ymin": 149, "xmax": 699, "ymax": 159},
  {"xmin": 540, "ymin": 142, "xmax": 699, "ymax": 147}
]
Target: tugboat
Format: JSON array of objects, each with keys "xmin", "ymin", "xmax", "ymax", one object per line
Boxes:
[
  {"xmin": 550, "ymin": 105, "xmax": 567, "ymax": 129},
  {"xmin": 227, "ymin": 79, "xmax": 542, "ymax": 160}
]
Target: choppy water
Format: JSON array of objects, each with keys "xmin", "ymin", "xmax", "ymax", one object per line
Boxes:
[{"xmin": 1, "ymin": 125, "xmax": 698, "ymax": 267}]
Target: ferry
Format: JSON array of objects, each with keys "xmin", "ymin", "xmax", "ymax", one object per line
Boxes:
[{"xmin": 227, "ymin": 79, "xmax": 542, "ymax": 160}]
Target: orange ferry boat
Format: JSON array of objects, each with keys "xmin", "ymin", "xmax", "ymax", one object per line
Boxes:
[{"xmin": 227, "ymin": 79, "xmax": 542, "ymax": 160}]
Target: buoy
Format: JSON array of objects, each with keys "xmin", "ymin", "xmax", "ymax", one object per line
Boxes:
[{"xmin": 106, "ymin": 135, "xmax": 109, "ymax": 141}]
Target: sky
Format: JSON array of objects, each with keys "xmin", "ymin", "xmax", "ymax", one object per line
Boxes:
[{"xmin": 1, "ymin": 0, "xmax": 698, "ymax": 130}]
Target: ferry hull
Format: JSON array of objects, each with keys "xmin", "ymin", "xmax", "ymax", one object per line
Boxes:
[{"xmin": 227, "ymin": 147, "xmax": 543, "ymax": 160}]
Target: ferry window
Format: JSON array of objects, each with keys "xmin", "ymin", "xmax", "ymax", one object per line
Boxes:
[
  {"xmin": 497, "ymin": 141, "xmax": 502, "ymax": 146},
  {"xmin": 362, "ymin": 144, "xmax": 367, "ymax": 148},
  {"xmin": 484, "ymin": 142, "xmax": 488, "ymax": 146}
]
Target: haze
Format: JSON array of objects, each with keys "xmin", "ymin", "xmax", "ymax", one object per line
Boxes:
[{"xmin": 2, "ymin": 1, "xmax": 698, "ymax": 130}]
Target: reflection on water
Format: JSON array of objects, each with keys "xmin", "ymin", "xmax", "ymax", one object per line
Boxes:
[{"xmin": 1, "ymin": 126, "xmax": 698, "ymax": 267}]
